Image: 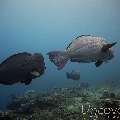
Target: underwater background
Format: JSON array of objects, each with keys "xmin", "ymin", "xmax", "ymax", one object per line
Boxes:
[{"xmin": 0, "ymin": 0, "xmax": 120, "ymax": 110}]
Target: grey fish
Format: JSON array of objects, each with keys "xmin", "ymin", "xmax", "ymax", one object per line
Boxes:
[
  {"xmin": 0, "ymin": 52, "xmax": 46, "ymax": 85},
  {"xmin": 66, "ymin": 70, "xmax": 80, "ymax": 80},
  {"xmin": 47, "ymin": 35, "xmax": 117, "ymax": 70}
]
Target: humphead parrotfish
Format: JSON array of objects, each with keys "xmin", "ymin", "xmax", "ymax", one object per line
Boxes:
[
  {"xmin": 47, "ymin": 35, "xmax": 117, "ymax": 70},
  {"xmin": 0, "ymin": 52, "xmax": 46, "ymax": 85}
]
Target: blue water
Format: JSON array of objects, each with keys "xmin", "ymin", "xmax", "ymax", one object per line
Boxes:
[{"xmin": 0, "ymin": 0, "xmax": 120, "ymax": 110}]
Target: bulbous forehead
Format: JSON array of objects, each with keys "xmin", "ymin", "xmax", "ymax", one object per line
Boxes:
[
  {"xmin": 32, "ymin": 53, "xmax": 44, "ymax": 61},
  {"xmin": 33, "ymin": 53, "xmax": 43, "ymax": 57}
]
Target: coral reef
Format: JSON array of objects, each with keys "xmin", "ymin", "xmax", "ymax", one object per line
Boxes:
[{"xmin": 1, "ymin": 86, "xmax": 120, "ymax": 120}]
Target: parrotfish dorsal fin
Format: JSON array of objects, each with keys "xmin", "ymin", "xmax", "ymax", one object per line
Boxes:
[{"xmin": 101, "ymin": 42, "xmax": 117, "ymax": 52}]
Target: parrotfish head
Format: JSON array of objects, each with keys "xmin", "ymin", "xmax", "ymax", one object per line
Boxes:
[
  {"xmin": 34, "ymin": 53, "xmax": 46, "ymax": 69},
  {"xmin": 107, "ymin": 49, "xmax": 114, "ymax": 60},
  {"xmin": 103, "ymin": 49, "xmax": 114, "ymax": 61},
  {"xmin": 30, "ymin": 53, "xmax": 46, "ymax": 78},
  {"xmin": 101, "ymin": 42, "xmax": 116, "ymax": 61}
]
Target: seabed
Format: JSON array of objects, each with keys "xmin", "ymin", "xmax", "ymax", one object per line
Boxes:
[{"xmin": 0, "ymin": 85, "xmax": 120, "ymax": 120}]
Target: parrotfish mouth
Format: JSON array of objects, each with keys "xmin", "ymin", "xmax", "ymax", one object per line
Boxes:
[
  {"xmin": 30, "ymin": 66, "xmax": 46, "ymax": 77},
  {"xmin": 31, "ymin": 71, "xmax": 40, "ymax": 77}
]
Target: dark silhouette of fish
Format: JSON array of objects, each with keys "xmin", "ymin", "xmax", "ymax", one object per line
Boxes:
[
  {"xmin": 47, "ymin": 35, "xmax": 117, "ymax": 70},
  {"xmin": 66, "ymin": 70, "xmax": 80, "ymax": 80},
  {"xmin": 0, "ymin": 52, "xmax": 46, "ymax": 85}
]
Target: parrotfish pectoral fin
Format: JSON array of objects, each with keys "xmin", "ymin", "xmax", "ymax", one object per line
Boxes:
[
  {"xmin": 24, "ymin": 79, "xmax": 32, "ymax": 85},
  {"xmin": 47, "ymin": 51, "xmax": 69, "ymax": 70},
  {"xmin": 21, "ymin": 79, "xmax": 32, "ymax": 85},
  {"xmin": 95, "ymin": 60, "xmax": 103, "ymax": 67},
  {"xmin": 101, "ymin": 42, "xmax": 117, "ymax": 52},
  {"xmin": 21, "ymin": 80, "xmax": 26, "ymax": 83}
]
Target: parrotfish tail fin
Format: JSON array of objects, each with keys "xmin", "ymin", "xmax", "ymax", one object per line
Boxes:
[
  {"xmin": 47, "ymin": 51, "xmax": 69, "ymax": 70},
  {"xmin": 66, "ymin": 72, "xmax": 70, "ymax": 79}
]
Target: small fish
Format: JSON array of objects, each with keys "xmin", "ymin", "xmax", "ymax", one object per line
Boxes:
[
  {"xmin": 0, "ymin": 52, "xmax": 46, "ymax": 85},
  {"xmin": 47, "ymin": 35, "xmax": 117, "ymax": 70},
  {"xmin": 66, "ymin": 70, "xmax": 80, "ymax": 80}
]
